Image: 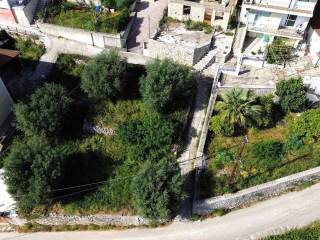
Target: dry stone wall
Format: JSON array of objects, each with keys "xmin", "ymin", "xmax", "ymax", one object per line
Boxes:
[
  {"xmin": 194, "ymin": 166, "xmax": 320, "ymax": 215},
  {"xmin": 36, "ymin": 214, "xmax": 148, "ymax": 226}
]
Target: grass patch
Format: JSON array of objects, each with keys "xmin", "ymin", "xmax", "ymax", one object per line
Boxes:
[{"xmin": 262, "ymin": 221, "xmax": 320, "ymax": 239}]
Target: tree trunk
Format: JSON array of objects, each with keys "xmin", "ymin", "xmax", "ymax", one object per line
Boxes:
[{"xmin": 228, "ymin": 134, "xmax": 248, "ymax": 185}]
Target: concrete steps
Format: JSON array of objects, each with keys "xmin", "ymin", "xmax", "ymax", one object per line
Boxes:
[{"xmin": 193, "ymin": 48, "xmax": 219, "ymax": 72}]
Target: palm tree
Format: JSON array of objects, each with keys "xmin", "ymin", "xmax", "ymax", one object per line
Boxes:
[{"xmin": 217, "ymin": 88, "xmax": 263, "ymax": 184}]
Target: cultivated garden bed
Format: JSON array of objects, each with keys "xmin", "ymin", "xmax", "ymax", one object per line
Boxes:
[{"xmin": 198, "ymin": 78, "xmax": 320, "ymax": 199}]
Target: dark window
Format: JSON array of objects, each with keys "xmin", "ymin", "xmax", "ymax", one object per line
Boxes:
[
  {"xmin": 183, "ymin": 5, "xmax": 191, "ymax": 15},
  {"xmin": 285, "ymin": 15, "xmax": 297, "ymax": 27}
]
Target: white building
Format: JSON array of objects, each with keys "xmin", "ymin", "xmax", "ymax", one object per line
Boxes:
[
  {"xmin": 0, "ymin": 0, "xmax": 39, "ymax": 25},
  {"xmin": 238, "ymin": 0, "xmax": 318, "ymax": 50}
]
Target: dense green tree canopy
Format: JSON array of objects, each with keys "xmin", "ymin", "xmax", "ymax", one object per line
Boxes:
[
  {"xmin": 14, "ymin": 83, "xmax": 73, "ymax": 136},
  {"xmin": 131, "ymin": 158, "xmax": 183, "ymax": 219},
  {"xmin": 140, "ymin": 58, "xmax": 195, "ymax": 112},
  {"xmin": 275, "ymin": 77, "xmax": 308, "ymax": 112},
  {"xmin": 4, "ymin": 136, "xmax": 66, "ymax": 214},
  {"xmin": 81, "ymin": 50, "xmax": 127, "ymax": 100}
]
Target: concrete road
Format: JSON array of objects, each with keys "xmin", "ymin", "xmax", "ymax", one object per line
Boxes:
[{"xmin": 1, "ymin": 183, "xmax": 320, "ymax": 240}]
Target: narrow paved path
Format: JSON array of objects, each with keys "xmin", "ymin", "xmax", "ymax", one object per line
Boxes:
[
  {"xmin": 127, "ymin": 0, "xmax": 168, "ymax": 53},
  {"xmin": 175, "ymin": 75, "xmax": 211, "ymax": 219},
  {"xmin": 2, "ymin": 183, "xmax": 320, "ymax": 240}
]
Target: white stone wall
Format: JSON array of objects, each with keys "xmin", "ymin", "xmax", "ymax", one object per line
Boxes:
[
  {"xmin": 0, "ymin": 0, "xmax": 11, "ymax": 9},
  {"xmin": 36, "ymin": 214, "xmax": 148, "ymax": 226},
  {"xmin": 12, "ymin": 0, "xmax": 38, "ymax": 25},
  {"xmin": 194, "ymin": 166, "xmax": 320, "ymax": 215},
  {"xmin": 0, "ymin": 77, "xmax": 14, "ymax": 126},
  {"xmin": 308, "ymin": 27, "xmax": 320, "ymax": 64}
]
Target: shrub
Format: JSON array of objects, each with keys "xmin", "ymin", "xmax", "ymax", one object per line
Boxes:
[
  {"xmin": 213, "ymin": 148, "xmax": 236, "ymax": 170},
  {"xmin": 131, "ymin": 158, "xmax": 183, "ymax": 219},
  {"xmin": 118, "ymin": 113, "xmax": 175, "ymax": 161},
  {"xmin": 209, "ymin": 115, "xmax": 235, "ymax": 136},
  {"xmin": 251, "ymin": 140, "xmax": 284, "ymax": 171},
  {"xmin": 140, "ymin": 58, "xmax": 194, "ymax": 113},
  {"xmin": 15, "ymin": 83, "xmax": 73, "ymax": 136},
  {"xmin": 275, "ymin": 77, "xmax": 308, "ymax": 112},
  {"xmin": 284, "ymin": 134, "xmax": 304, "ymax": 152},
  {"xmin": 185, "ymin": 20, "xmax": 204, "ymax": 31},
  {"xmin": 81, "ymin": 50, "xmax": 128, "ymax": 101},
  {"xmin": 288, "ymin": 109, "xmax": 320, "ymax": 143}
]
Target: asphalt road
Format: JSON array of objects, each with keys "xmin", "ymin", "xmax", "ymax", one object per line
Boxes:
[{"xmin": 1, "ymin": 183, "xmax": 320, "ymax": 240}]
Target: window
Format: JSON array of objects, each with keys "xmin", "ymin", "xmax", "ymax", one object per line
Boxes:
[
  {"xmin": 183, "ymin": 5, "xmax": 191, "ymax": 15},
  {"xmin": 285, "ymin": 15, "xmax": 297, "ymax": 27}
]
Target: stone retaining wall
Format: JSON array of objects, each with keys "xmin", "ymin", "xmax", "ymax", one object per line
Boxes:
[
  {"xmin": 144, "ymin": 39, "xmax": 211, "ymax": 66},
  {"xmin": 35, "ymin": 214, "xmax": 148, "ymax": 226},
  {"xmin": 193, "ymin": 166, "xmax": 320, "ymax": 215}
]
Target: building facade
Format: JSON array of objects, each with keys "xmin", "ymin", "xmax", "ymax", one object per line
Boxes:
[
  {"xmin": 239, "ymin": 0, "xmax": 317, "ymax": 41},
  {"xmin": 0, "ymin": 0, "xmax": 39, "ymax": 25},
  {"xmin": 168, "ymin": 0, "xmax": 235, "ymax": 30}
]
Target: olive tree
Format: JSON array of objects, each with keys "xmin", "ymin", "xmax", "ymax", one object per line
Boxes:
[
  {"xmin": 15, "ymin": 83, "xmax": 73, "ymax": 136},
  {"xmin": 81, "ymin": 50, "xmax": 128, "ymax": 100},
  {"xmin": 140, "ymin": 58, "xmax": 195, "ymax": 113}
]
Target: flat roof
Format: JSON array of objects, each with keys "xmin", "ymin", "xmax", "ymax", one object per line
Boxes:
[{"xmin": 0, "ymin": 49, "xmax": 20, "ymax": 68}]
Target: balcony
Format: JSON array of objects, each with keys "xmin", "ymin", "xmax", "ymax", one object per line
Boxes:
[
  {"xmin": 243, "ymin": 0, "xmax": 315, "ymax": 17},
  {"xmin": 247, "ymin": 24, "xmax": 304, "ymax": 40}
]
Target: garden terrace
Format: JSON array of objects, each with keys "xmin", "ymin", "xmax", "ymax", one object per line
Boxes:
[
  {"xmin": 39, "ymin": 1, "xmax": 131, "ymax": 34},
  {"xmin": 198, "ymin": 90, "xmax": 320, "ymax": 199}
]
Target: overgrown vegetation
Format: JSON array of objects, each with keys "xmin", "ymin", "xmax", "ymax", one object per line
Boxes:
[
  {"xmin": 38, "ymin": 0, "xmax": 130, "ymax": 34},
  {"xmin": 199, "ymin": 83, "xmax": 320, "ymax": 198},
  {"xmin": 262, "ymin": 221, "xmax": 320, "ymax": 240},
  {"xmin": 3, "ymin": 52, "xmax": 194, "ymax": 220},
  {"xmin": 9, "ymin": 35, "xmax": 45, "ymax": 69},
  {"xmin": 275, "ymin": 77, "xmax": 308, "ymax": 112},
  {"xmin": 266, "ymin": 37, "xmax": 294, "ymax": 65}
]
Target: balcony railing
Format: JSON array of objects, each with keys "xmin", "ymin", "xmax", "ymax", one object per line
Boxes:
[
  {"xmin": 247, "ymin": 23, "xmax": 304, "ymax": 39},
  {"xmin": 244, "ymin": 0, "xmax": 316, "ymax": 12}
]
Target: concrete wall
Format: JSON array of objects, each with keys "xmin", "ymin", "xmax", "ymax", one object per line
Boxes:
[
  {"xmin": 194, "ymin": 166, "xmax": 320, "ymax": 215},
  {"xmin": 0, "ymin": 77, "xmax": 14, "ymax": 126},
  {"xmin": 0, "ymin": 0, "xmax": 11, "ymax": 9},
  {"xmin": 308, "ymin": 27, "xmax": 320, "ymax": 64},
  {"xmin": 38, "ymin": 23, "xmax": 123, "ymax": 48},
  {"xmin": 12, "ymin": 0, "xmax": 38, "ymax": 25}
]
